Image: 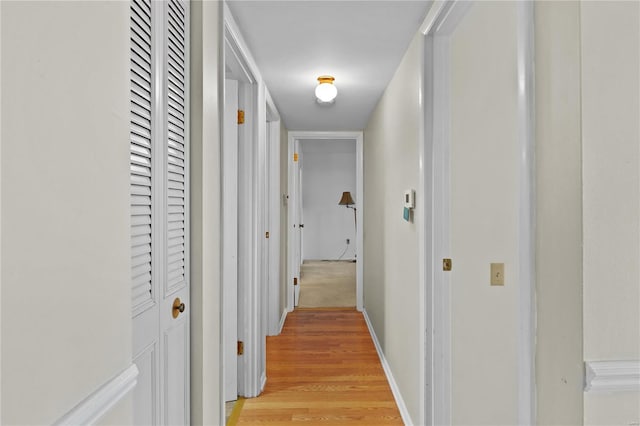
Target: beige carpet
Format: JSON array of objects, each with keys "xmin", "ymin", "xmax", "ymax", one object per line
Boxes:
[{"xmin": 298, "ymin": 260, "xmax": 356, "ymax": 308}]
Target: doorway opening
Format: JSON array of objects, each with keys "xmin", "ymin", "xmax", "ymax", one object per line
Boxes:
[
  {"xmin": 222, "ymin": 3, "xmax": 283, "ymax": 414},
  {"xmin": 287, "ymin": 131, "xmax": 364, "ymax": 312},
  {"xmin": 295, "ymin": 139, "xmax": 357, "ymax": 308}
]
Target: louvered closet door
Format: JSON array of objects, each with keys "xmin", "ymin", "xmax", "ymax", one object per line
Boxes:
[
  {"xmin": 131, "ymin": 0, "xmax": 160, "ymax": 424},
  {"xmin": 160, "ymin": 1, "xmax": 190, "ymax": 424},
  {"xmin": 130, "ymin": 0, "xmax": 189, "ymax": 424},
  {"xmin": 130, "ymin": 0, "xmax": 154, "ymax": 313}
]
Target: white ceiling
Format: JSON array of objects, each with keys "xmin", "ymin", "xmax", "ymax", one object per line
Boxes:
[{"xmin": 226, "ymin": 1, "xmax": 432, "ymax": 131}]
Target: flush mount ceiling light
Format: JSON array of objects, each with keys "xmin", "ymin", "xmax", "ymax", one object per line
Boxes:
[{"xmin": 315, "ymin": 75, "xmax": 337, "ymax": 104}]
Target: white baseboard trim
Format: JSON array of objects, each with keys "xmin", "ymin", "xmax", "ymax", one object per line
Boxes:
[
  {"xmin": 278, "ymin": 308, "xmax": 288, "ymax": 334},
  {"xmin": 54, "ymin": 364, "xmax": 139, "ymax": 425},
  {"xmin": 362, "ymin": 309, "xmax": 414, "ymax": 426},
  {"xmin": 585, "ymin": 360, "xmax": 640, "ymax": 393},
  {"xmin": 261, "ymin": 371, "xmax": 268, "ymax": 393}
]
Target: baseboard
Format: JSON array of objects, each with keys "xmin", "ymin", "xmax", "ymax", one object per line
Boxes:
[
  {"xmin": 362, "ymin": 309, "xmax": 414, "ymax": 425},
  {"xmin": 54, "ymin": 364, "xmax": 139, "ymax": 425},
  {"xmin": 278, "ymin": 308, "xmax": 288, "ymax": 334},
  {"xmin": 585, "ymin": 360, "xmax": 640, "ymax": 393},
  {"xmin": 261, "ymin": 371, "xmax": 267, "ymax": 393}
]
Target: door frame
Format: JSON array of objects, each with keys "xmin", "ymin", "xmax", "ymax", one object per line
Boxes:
[
  {"xmin": 286, "ymin": 131, "xmax": 364, "ymax": 312},
  {"xmin": 419, "ymin": 1, "xmax": 535, "ymax": 425},
  {"xmin": 265, "ymin": 90, "xmax": 282, "ymax": 336},
  {"xmin": 222, "ymin": 73, "xmax": 243, "ymax": 402},
  {"xmin": 222, "ymin": 2, "xmax": 272, "ymax": 399},
  {"xmin": 290, "ymin": 143, "xmax": 302, "ymax": 306}
]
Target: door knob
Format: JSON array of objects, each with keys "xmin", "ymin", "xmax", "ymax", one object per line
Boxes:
[{"xmin": 172, "ymin": 297, "xmax": 185, "ymax": 318}]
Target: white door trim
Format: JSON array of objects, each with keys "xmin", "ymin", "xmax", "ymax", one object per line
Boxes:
[
  {"xmin": 420, "ymin": 1, "xmax": 536, "ymax": 425},
  {"xmin": 515, "ymin": 2, "xmax": 536, "ymax": 424},
  {"xmin": 421, "ymin": 3, "xmax": 469, "ymax": 424},
  {"xmin": 266, "ymin": 89, "xmax": 282, "ymax": 336},
  {"xmin": 286, "ymin": 131, "xmax": 364, "ymax": 312},
  {"xmin": 223, "ymin": 1, "xmax": 270, "ymax": 399},
  {"xmin": 222, "ymin": 77, "xmax": 239, "ymax": 402}
]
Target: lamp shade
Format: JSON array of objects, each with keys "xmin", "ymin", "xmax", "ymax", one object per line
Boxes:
[
  {"xmin": 338, "ymin": 191, "xmax": 355, "ymax": 206},
  {"xmin": 315, "ymin": 83, "xmax": 337, "ymax": 103},
  {"xmin": 315, "ymin": 75, "xmax": 337, "ymax": 103}
]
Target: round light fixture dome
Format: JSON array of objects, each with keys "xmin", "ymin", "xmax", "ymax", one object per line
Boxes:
[{"xmin": 315, "ymin": 75, "xmax": 337, "ymax": 103}]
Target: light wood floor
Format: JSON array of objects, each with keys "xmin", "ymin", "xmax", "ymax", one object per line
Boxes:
[{"xmin": 234, "ymin": 309, "xmax": 403, "ymax": 425}]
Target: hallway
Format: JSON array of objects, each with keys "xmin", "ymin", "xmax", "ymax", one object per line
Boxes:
[
  {"xmin": 232, "ymin": 309, "xmax": 402, "ymax": 425},
  {"xmin": 1, "ymin": 1, "xmax": 639, "ymax": 424}
]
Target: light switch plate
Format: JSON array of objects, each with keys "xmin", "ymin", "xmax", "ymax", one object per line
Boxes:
[{"xmin": 490, "ymin": 263, "xmax": 504, "ymax": 286}]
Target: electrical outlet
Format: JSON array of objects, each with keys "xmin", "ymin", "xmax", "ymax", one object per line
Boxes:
[{"xmin": 346, "ymin": 238, "xmax": 350, "ymax": 245}]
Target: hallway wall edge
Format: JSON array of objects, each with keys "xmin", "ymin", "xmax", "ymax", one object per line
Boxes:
[{"xmin": 362, "ymin": 309, "xmax": 414, "ymax": 426}]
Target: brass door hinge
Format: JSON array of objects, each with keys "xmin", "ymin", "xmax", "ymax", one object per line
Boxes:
[
  {"xmin": 293, "ymin": 152, "xmax": 299, "ymax": 162},
  {"xmin": 294, "ymin": 277, "xmax": 298, "ymax": 286},
  {"xmin": 237, "ymin": 110, "xmax": 245, "ymax": 124},
  {"xmin": 265, "ymin": 231, "xmax": 270, "ymax": 239},
  {"xmin": 443, "ymin": 258, "xmax": 452, "ymax": 271},
  {"xmin": 237, "ymin": 341, "xmax": 244, "ymax": 355}
]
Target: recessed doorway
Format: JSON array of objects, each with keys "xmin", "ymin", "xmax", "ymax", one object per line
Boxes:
[
  {"xmin": 296, "ymin": 139, "xmax": 357, "ymax": 308},
  {"xmin": 287, "ymin": 131, "xmax": 364, "ymax": 312}
]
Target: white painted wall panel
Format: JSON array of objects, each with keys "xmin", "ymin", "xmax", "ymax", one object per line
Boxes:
[
  {"xmin": 581, "ymin": 1, "xmax": 640, "ymax": 424},
  {"xmin": 534, "ymin": 2, "xmax": 584, "ymax": 423},
  {"xmin": 581, "ymin": 0, "xmax": 640, "ymax": 362},
  {"xmin": 0, "ymin": 2, "xmax": 132, "ymax": 424},
  {"xmin": 95, "ymin": 396, "xmax": 133, "ymax": 426},
  {"xmin": 301, "ymin": 140, "xmax": 356, "ymax": 261}
]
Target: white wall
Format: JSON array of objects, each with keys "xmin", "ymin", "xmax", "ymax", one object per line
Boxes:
[
  {"xmin": 363, "ymin": 32, "xmax": 422, "ymax": 423},
  {"xmin": 1, "ymin": 2, "xmax": 132, "ymax": 424},
  {"xmin": 189, "ymin": 0, "xmax": 223, "ymax": 423},
  {"xmin": 301, "ymin": 139, "xmax": 356, "ymax": 260},
  {"xmin": 534, "ymin": 2, "xmax": 584, "ymax": 423},
  {"xmin": 581, "ymin": 1, "xmax": 640, "ymax": 423},
  {"xmin": 525, "ymin": 2, "xmax": 640, "ymax": 423}
]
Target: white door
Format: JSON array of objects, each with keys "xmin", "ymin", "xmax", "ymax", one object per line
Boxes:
[
  {"xmin": 431, "ymin": 2, "xmax": 525, "ymax": 424},
  {"xmin": 293, "ymin": 142, "xmax": 303, "ymax": 306},
  {"xmin": 267, "ymin": 120, "xmax": 281, "ymax": 335},
  {"xmin": 260, "ymin": 119, "xmax": 270, "ymax": 379},
  {"xmin": 297, "ymin": 164, "xmax": 304, "ymax": 268},
  {"xmin": 223, "ymin": 78, "xmax": 239, "ymax": 402},
  {"xmin": 131, "ymin": 0, "xmax": 190, "ymax": 424}
]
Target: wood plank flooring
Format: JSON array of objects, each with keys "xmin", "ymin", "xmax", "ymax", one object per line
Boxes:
[{"xmin": 235, "ymin": 309, "xmax": 403, "ymax": 425}]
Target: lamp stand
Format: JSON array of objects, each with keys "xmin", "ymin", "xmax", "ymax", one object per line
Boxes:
[
  {"xmin": 347, "ymin": 205, "xmax": 357, "ymax": 260},
  {"xmin": 347, "ymin": 205, "xmax": 357, "ymax": 229}
]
